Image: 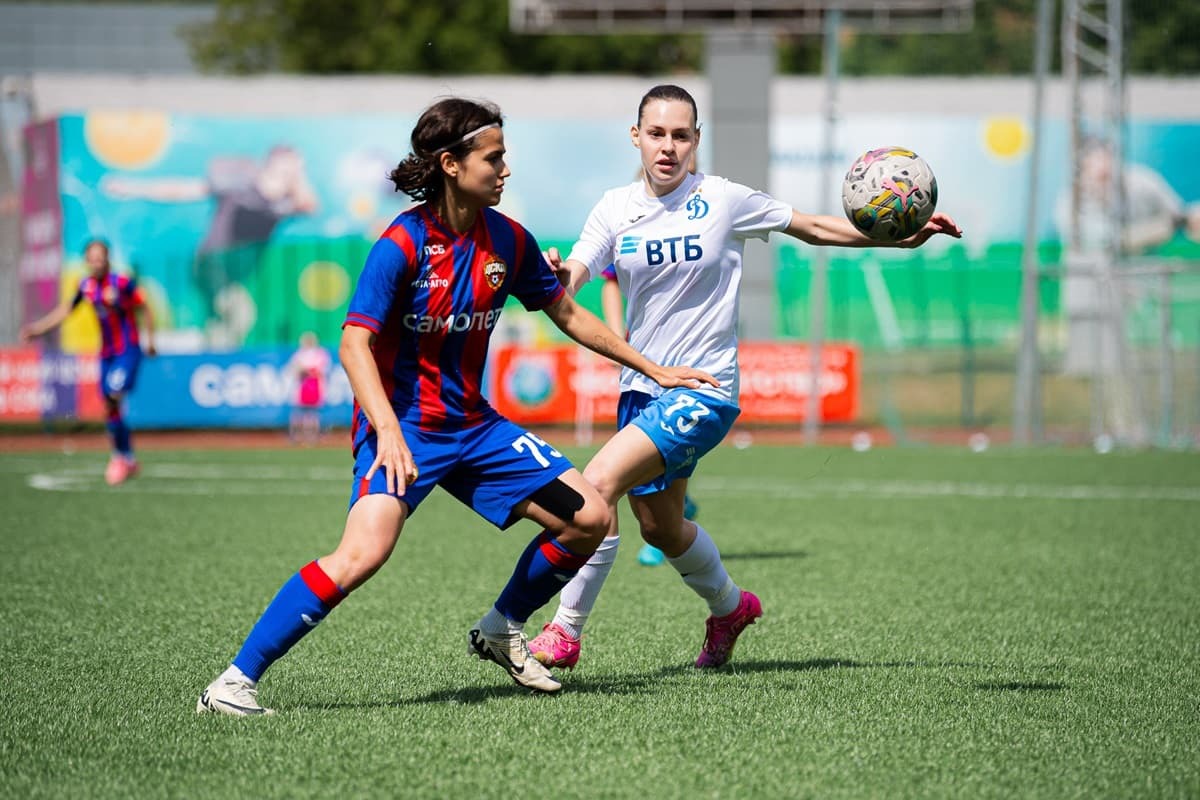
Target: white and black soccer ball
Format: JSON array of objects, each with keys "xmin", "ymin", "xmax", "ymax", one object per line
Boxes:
[{"xmin": 841, "ymin": 147, "xmax": 938, "ymax": 242}]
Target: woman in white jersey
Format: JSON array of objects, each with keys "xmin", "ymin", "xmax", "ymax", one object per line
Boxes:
[{"xmin": 531, "ymin": 84, "xmax": 962, "ymax": 671}]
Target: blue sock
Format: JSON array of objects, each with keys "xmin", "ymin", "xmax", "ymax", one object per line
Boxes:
[
  {"xmin": 493, "ymin": 531, "xmax": 590, "ymax": 624},
  {"xmin": 232, "ymin": 560, "xmax": 346, "ymax": 681},
  {"xmin": 106, "ymin": 413, "xmax": 132, "ymax": 456}
]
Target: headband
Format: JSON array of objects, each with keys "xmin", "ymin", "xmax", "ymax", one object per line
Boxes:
[{"xmin": 434, "ymin": 123, "xmax": 501, "ymax": 155}]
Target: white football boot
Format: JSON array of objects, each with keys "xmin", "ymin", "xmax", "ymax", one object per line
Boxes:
[
  {"xmin": 196, "ymin": 674, "xmax": 275, "ymax": 716},
  {"xmin": 468, "ymin": 626, "xmax": 562, "ymax": 693}
]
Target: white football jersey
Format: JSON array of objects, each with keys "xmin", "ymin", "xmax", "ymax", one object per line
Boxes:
[{"xmin": 568, "ymin": 172, "xmax": 792, "ymax": 403}]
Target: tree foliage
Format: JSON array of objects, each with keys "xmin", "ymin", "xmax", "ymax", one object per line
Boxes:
[
  {"xmin": 185, "ymin": 0, "xmax": 1197, "ymax": 76},
  {"xmin": 184, "ymin": 0, "xmax": 700, "ymax": 75}
]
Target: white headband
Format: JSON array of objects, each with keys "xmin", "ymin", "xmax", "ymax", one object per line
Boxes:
[{"xmin": 434, "ymin": 123, "xmax": 501, "ymax": 154}]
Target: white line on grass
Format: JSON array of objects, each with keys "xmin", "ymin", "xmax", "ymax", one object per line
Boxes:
[
  {"xmin": 692, "ymin": 477, "xmax": 1200, "ymax": 503},
  {"xmin": 26, "ymin": 472, "xmax": 346, "ymax": 495},
  {"xmin": 20, "ymin": 463, "xmax": 1200, "ymax": 503}
]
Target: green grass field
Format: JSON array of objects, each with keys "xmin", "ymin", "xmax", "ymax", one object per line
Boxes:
[{"xmin": 1, "ymin": 442, "xmax": 1197, "ymax": 798}]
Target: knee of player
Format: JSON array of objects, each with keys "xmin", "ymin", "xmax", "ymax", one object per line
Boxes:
[
  {"xmin": 637, "ymin": 513, "xmax": 680, "ymax": 544},
  {"xmin": 327, "ymin": 545, "xmax": 389, "ymax": 589},
  {"xmin": 574, "ymin": 498, "xmax": 611, "ymax": 539},
  {"xmin": 528, "ymin": 476, "xmax": 600, "ymax": 527},
  {"xmin": 581, "ymin": 464, "xmax": 623, "ymax": 505}
]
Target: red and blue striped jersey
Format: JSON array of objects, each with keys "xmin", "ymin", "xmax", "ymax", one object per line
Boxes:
[
  {"xmin": 72, "ymin": 272, "xmax": 145, "ymax": 358},
  {"xmin": 344, "ymin": 204, "xmax": 564, "ymax": 439}
]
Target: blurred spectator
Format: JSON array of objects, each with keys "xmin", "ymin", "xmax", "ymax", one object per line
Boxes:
[{"xmin": 286, "ymin": 331, "xmax": 330, "ymax": 445}]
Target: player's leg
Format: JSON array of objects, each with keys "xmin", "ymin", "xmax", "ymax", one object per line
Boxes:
[
  {"xmin": 446, "ymin": 421, "xmax": 608, "ymax": 691},
  {"xmin": 468, "ymin": 467, "xmax": 610, "ymax": 689},
  {"xmin": 528, "ymin": 422, "xmax": 664, "ymax": 668},
  {"xmin": 198, "ymin": 493, "xmax": 406, "ymax": 716},
  {"xmin": 100, "ymin": 353, "xmax": 140, "ymax": 485},
  {"xmin": 198, "ymin": 428, "xmax": 436, "ymax": 715},
  {"xmin": 534, "ymin": 388, "xmax": 748, "ymax": 668},
  {"xmin": 641, "ymin": 474, "xmax": 700, "ymax": 567},
  {"xmin": 630, "ymin": 489, "xmax": 762, "ymax": 668}
]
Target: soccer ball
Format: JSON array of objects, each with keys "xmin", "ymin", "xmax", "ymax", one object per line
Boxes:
[{"xmin": 841, "ymin": 147, "xmax": 938, "ymax": 242}]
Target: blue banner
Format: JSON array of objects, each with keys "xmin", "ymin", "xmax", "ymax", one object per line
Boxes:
[{"xmin": 126, "ymin": 348, "xmax": 353, "ymax": 429}]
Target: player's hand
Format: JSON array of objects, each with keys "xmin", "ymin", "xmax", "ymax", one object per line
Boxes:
[
  {"xmin": 543, "ymin": 246, "xmax": 571, "ymax": 287},
  {"xmin": 651, "ymin": 365, "xmax": 720, "ymax": 390},
  {"xmin": 901, "ymin": 212, "xmax": 963, "ymax": 248},
  {"xmin": 18, "ymin": 325, "xmax": 34, "ymax": 343},
  {"xmin": 366, "ymin": 423, "xmax": 419, "ymax": 496}
]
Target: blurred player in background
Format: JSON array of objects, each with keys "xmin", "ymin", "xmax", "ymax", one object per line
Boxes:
[
  {"xmin": 285, "ymin": 330, "xmax": 330, "ymax": 445},
  {"xmin": 531, "ymin": 84, "xmax": 961, "ymax": 671},
  {"xmin": 20, "ymin": 239, "xmax": 156, "ymax": 485},
  {"xmin": 196, "ymin": 97, "xmax": 715, "ymax": 714}
]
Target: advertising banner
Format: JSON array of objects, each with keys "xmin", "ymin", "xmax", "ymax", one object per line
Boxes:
[
  {"xmin": 124, "ymin": 348, "xmax": 352, "ymax": 429},
  {"xmin": 0, "ymin": 346, "xmax": 100, "ymax": 423},
  {"xmin": 0, "ymin": 347, "xmax": 46, "ymax": 422},
  {"xmin": 19, "ymin": 121, "xmax": 63, "ymax": 337},
  {"xmin": 0, "ymin": 347, "xmax": 352, "ymax": 429},
  {"xmin": 39, "ymin": 108, "xmax": 1200, "ymax": 356},
  {"xmin": 489, "ymin": 342, "xmax": 858, "ymax": 425}
]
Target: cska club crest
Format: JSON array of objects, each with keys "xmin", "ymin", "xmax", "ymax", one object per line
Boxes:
[
  {"xmin": 483, "ymin": 257, "xmax": 507, "ymax": 290},
  {"xmin": 101, "ymin": 284, "xmax": 119, "ymax": 306}
]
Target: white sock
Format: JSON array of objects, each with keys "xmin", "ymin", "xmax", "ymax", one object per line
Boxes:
[
  {"xmin": 668, "ymin": 524, "xmax": 739, "ymax": 617},
  {"xmin": 479, "ymin": 606, "xmax": 523, "ymax": 636},
  {"xmin": 552, "ymin": 535, "xmax": 620, "ymax": 640},
  {"xmin": 220, "ymin": 664, "xmax": 254, "ymax": 687}
]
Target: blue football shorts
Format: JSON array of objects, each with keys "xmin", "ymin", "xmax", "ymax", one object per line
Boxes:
[
  {"xmin": 99, "ymin": 349, "xmax": 142, "ymax": 399},
  {"xmin": 349, "ymin": 414, "xmax": 576, "ymax": 529},
  {"xmin": 618, "ymin": 388, "xmax": 741, "ymax": 496}
]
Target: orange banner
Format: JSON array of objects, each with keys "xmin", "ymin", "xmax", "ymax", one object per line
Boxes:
[
  {"xmin": 490, "ymin": 342, "xmax": 858, "ymax": 425},
  {"xmin": 0, "ymin": 347, "xmax": 44, "ymax": 421}
]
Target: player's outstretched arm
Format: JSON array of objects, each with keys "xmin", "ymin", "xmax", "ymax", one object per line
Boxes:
[
  {"xmin": 19, "ymin": 299, "xmax": 74, "ymax": 342},
  {"xmin": 785, "ymin": 210, "xmax": 962, "ymax": 248},
  {"xmin": 541, "ymin": 293, "xmax": 718, "ymax": 390},
  {"xmin": 339, "ymin": 325, "xmax": 418, "ymax": 496}
]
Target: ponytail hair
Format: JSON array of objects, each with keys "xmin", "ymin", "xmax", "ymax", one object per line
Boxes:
[{"xmin": 389, "ymin": 97, "xmax": 504, "ymax": 202}]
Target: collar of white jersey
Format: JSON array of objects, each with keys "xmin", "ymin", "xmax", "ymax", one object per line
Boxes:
[{"xmin": 639, "ymin": 171, "xmax": 703, "ymax": 207}]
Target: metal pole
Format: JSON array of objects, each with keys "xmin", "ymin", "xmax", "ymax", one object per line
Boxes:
[
  {"xmin": 1014, "ymin": 0, "xmax": 1054, "ymax": 445},
  {"xmin": 804, "ymin": 7, "xmax": 841, "ymax": 445},
  {"xmin": 1158, "ymin": 269, "xmax": 1173, "ymax": 446}
]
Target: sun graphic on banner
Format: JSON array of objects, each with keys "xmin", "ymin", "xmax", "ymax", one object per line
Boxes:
[
  {"xmin": 298, "ymin": 262, "xmax": 351, "ymax": 310},
  {"xmin": 84, "ymin": 111, "xmax": 171, "ymax": 170},
  {"xmin": 982, "ymin": 117, "xmax": 1030, "ymax": 161}
]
